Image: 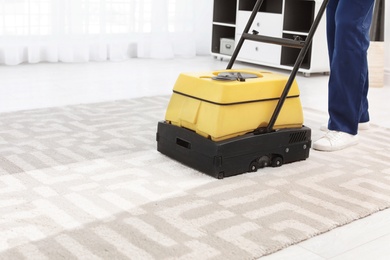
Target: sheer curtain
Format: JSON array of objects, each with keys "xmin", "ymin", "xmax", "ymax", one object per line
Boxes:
[{"xmin": 0, "ymin": 0, "xmax": 212, "ymax": 65}]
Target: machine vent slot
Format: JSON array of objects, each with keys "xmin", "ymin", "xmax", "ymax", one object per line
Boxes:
[
  {"xmin": 176, "ymin": 138, "xmax": 192, "ymax": 149},
  {"xmin": 289, "ymin": 131, "xmax": 308, "ymax": 143}
]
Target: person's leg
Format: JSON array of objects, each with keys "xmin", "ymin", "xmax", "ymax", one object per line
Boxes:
[
  {"xmin": 314, "ymin": 0, "xmax": 375, "ymax": 151},
  {"xmin": 359, "ymin": 71, "xmax": 370, "ymax": 124},
  {"xmin": 327, "ymin": 0, "xmax": 374, "ymax": 135},
  {"xmin": 326, "ymin": 0, "xmax": 338, "ymax": 67}
]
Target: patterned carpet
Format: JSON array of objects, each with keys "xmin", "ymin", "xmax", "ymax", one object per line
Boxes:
[{"xmin": 1, "ymin": 96, "xmax": 390, "ymax": 259}]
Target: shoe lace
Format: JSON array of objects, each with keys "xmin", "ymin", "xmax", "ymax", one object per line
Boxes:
[{"xmin": 324, "ymin": 131, "xmax": 345, "ymax": 142}]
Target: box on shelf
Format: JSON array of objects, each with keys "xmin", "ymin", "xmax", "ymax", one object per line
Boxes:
[{"xmin": 220, "ymin": 38, "xmax": 235, "ymax": 55}]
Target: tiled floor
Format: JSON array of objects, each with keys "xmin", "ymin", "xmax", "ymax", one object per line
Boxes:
[{"xmin": 1, "ymin": 56, "xmax": 390, "ymax": 259}]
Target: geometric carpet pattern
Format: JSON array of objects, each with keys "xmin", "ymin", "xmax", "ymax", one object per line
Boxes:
[{"xmin": 1, "ymin": 96, "xmax": 390, "ymax": 259}]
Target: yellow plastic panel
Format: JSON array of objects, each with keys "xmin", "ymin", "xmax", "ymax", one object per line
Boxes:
[{"xmin": 165, "ymin": 69, "xmax": 304, "ymax": 141}]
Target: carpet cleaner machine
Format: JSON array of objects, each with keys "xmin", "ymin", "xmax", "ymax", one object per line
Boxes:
[{"xmin": 156, "ymin": 0, "xmax": 329, "ymax": 179}]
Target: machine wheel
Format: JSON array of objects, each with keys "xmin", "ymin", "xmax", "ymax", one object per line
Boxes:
[
  {"xmin": 258, "ymin": 155, "xmax": 270, "ymax": 168},
  {"xmin": 271, "ymin": 156, "xmax": 283, "ymax": 167},
  {"xmin": 249, "ymin": 161, "xmax": 258, "ymax": 172}
]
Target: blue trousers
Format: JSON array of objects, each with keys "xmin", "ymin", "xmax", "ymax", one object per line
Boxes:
[{"xmin": 326, "ymin": 0, "xmax": 375, "ymax": 135}]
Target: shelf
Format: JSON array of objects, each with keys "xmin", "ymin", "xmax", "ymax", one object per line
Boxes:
[
  {"xmin": 283, "ymin": 30, "xmax": 309, "ymax": 36},
  {"xmin": 280, "ymin": 33, "xmax": 311, "ymax": 69},
  {"xmin": 283, "ymin": 0, "xmax": 315, "ymax": 33},
  {"xmin": 213, "ymin": 0, "xmax": 237, "ymax": 24},
  {"xmin": 239, "ymin": 0, "xmax": 283, "ymax": 14},
  {"xmin": 211, "ymin": 0, "xmax": 329, "ymax": 74},
  {"xmin": 211, "ymin": 25, "xmax": 236, "ymax": 54},
  {"xmin": 213, "ymin": 22, "xmax": 236, "ymax": 28}
]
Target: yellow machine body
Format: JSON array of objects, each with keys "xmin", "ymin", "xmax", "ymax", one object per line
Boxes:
[{"xmin": 165, "ymin": 69, "xmax": 304, "ymax": 141}]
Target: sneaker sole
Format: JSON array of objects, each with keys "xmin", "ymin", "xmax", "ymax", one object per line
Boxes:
[{"xmin": 313, "ymin": 140, "xmax": 358, "ymax": 151}]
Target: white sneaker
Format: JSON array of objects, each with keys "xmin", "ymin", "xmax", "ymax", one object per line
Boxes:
[
  {"xmin": 320, "ymin": 122, "xmax": 370, "ymax": 132},
  {"xmin": 313, "ymin": 130, "xmax": 359, "ymax": 151}
]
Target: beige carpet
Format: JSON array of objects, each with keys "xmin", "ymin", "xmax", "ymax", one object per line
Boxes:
[{"xmin": 1, "ymin": 96, "xmax": 390, "ymax": 259}]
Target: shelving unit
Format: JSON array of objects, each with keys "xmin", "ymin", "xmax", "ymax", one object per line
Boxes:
[
  {"xmin": 211, "ymin": 0, "xmax": 237, "ymax": 57},
  {"xmin": 211, "ymin": 0, "xmax": 329, "ymax": 76}
]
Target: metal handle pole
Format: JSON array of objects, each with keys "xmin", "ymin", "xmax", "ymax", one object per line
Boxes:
[{"xmin": 264, "ymin": 0, "xmax": 329, "ymax": 133}]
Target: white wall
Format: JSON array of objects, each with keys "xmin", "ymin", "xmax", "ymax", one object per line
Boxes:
[
  {"xmin": 385, "ymin": 2, "xmax": 390, "ymax": 86},
  {"xmin": 194, "ymin": 1, "xmax": 213, "ymax": 55}
]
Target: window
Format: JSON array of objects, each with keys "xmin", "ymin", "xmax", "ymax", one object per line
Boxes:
[
  {"xmin": 0, "ymin": 0, "xmax": 51, "ymax": 35},
  {"xmin": 0, "ymin": 0, "xmax": 191, "ymax": 36},
  {"xmin": 0, "ymin": 0, "xmax": 207, "ymax": 64}
]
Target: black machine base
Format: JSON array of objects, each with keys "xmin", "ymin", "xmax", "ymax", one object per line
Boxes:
[{"xmin": 156, "ymin": 121, "xmax": 311, "ymax": 179}]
